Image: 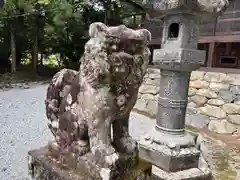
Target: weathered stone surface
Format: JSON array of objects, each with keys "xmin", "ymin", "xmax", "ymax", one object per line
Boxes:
[
  {"xmin": 235, "ymin": 101, "xmax": 240, "ymax": 105},
  {"xmin": 146, "ymin": 100, "xmax": 158, "ymax": 117},
  {"xmin": 151, "ymin": 166, "xmax": 211, "ymax": 180},
  {"xmin": 230, "ymin": 85, "xmax": 240, "ymax": 95},
  {"xmin": 218, "ymin": 90, "xmax": 236, "ymax": 103},
  {"xmin": 207, "ymin": 99, "xmax": 225, "ymax": 106},
  {"xmin": 188, "ymin": 102, "xmax": 198, "ymax": 108},
  {"xmin": 189, "ymin": 80, "xmax": 209, "ymax": 89},
  {"xmin": 44, "ymin": 22, "xmax": 152, "ymax": 172},
  {"xmin": 139, "ymin": 85, "xmax": 159, "ymax": 95},
  {"xmin": 235, "ymin": 95, "xmax": 240, "ymax": 103},
  {"xmin": 190, "ymin": 71, "xmax": 205, "ymax": 81},
  {"xmin": 186, "ymin": 113, "xmax": 210, "ymax": 129},
  {"xmin": 204, "ymin": 72, "xmax": 227, "ymax": 83},
  {"xmin": 187, "ymin": 107, "xmax": 198, "ymax": 115},
  {"xmin": 222, "ymin": 103, "xmax": 240, "ymax": 114},
  {"xmin": 236, "ymin": 172, "xmax": 240, "ymax": 180},
  {"xmin": 208, "ymin": 120, "xmax": 237, "ymax": 134},
  {"xmin": 141, "ymin": 94, "xmax": 155, "ymax": 100},
  {"xmin": 209, "ymin": 82, "xmax": 229, "ymax": 92},
  {"xmin": 134, "ymin": 99, "xmax": 148, "ymax": 112},
  {"xmin": 188, "ymin": 88, "xmax": 197, "ymax": 96},
  {"xmin": 147, "ymin": 68, "xmax": 160, "ymax": 74},
  {"xmin": 199, "ymin": 105, "xmax": 226, "ymax": 119},
  {"xmin": 227, "ymin": 74, "xmax": 240, "ymax": 86},
  {"xmin": 196, "ymin": 0, "xmax": 229, "ymax": 14},
  {"xmin": 143, "ymin": 74, "xmax": 149, "ymax": 79},
  {"xmin": 209, "ymin": 117, "xmax": 221, "ymax": 121},
  {"xmin": 144, "ymin": 78, "xmax": 160, "ymax": 86},
  {"xmin": 196, "ymin": 89, "xmax": 217, "ymax": 99},
  {"xmin": 135, "ymin": 98, "xmax": 158, "ymax": 118},
  {"xmin": 191, "ymin": 95, "xmax": 207, "ymax": 106},
  {"xmin": 149, "ymin": 73, "xmax": 161, "ymax": 79},
  {"xmin": 227, "ymin": 115, "xmax": 240, "ymax": 125},
  {"xmin": 137, "ymin": 2, "xmax": 230, "ymax": 176},
  {"xmin": 28, "ymin": 146, "xmax": 150, "ymax": 180}
]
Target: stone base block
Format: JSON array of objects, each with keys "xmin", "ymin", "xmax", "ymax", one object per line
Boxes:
[
  {"xmin": 139, "ymin": 129, "xmax": 200, "ymax": 172},
  {"xmin": 28, "ymin": 145, "xmax": 152, "ymax": 180},
  {"xmin": 151, "ymin": 166, "xmax": 212, "ymax": 180},
  {"xmin": 139, "ymin": 143, "xmax": 199, "ymax": 173}
]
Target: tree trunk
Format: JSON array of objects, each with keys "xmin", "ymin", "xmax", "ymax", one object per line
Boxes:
[
  {"xmin": 32, "ymin": 35, "xmax": 38, "ymax": 69},
  {"xmin": 10, "ymin": 27, "xmax": 16, "ymax": 73},
  {"xmin": 104, "ymin": 0, "xmax": 111, "ymax": 25},
  {"xmin": 32, "ymin": 13, "xmax": 39, "ymax": 70},
  {"xmin": 40, "ymin": 53, "xmax": 43, "ymax": 66},
  {"xmin": 0, "ymin": 21, "xmax": 11, "ymax": 73},
  {"xmin": 16, "ymin": 50, "xmax": 22, "ymax": 69}
]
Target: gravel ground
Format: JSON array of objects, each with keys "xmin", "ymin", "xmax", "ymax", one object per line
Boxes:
[
  {"xmin": 1, "ymin": 84, "xmax": 239, "ymax": 180},
  {"xmin": 0, "ymin": 84, "xmax": 153, "ymax": 180},
  {"xmin": 0, "ymin": 85, "xmax": 52, "ymax": 180}
]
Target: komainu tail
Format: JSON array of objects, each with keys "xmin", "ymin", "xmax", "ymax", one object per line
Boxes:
[{"xmin": 45, "ymin": 68, "xmax": 78, "ymax": 137}]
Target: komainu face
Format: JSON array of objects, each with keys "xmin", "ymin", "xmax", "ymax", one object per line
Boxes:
[
  {"xmin": 45, "ymin": 22, "xmax": 151, "ymax": 169},
  {"xmin": 80, "ymin": 22, "xmax": 151, "ymax": 88}
]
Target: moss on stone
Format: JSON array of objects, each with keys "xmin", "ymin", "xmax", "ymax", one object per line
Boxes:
[
  {"xmin": 213, "ymin": 150, "xmax": 237, "ymax": 180},
  {"xmin": 185, "ymin": 125, "xmax": 199, "ymax": 133}
]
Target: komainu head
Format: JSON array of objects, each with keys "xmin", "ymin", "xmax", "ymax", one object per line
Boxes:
[
  {"xmin": 85, "ymin": 22, "xmax": 151, "ymax": 57},
  {"xmin": 80, "ymin": 22, "xmax": 151, "ymax": 87}
]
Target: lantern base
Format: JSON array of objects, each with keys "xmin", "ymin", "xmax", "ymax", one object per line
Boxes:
[
  {"xmin": 151, "ymin": 166, "xmax": 212, "ymax": 180},
  {"xmin": 139, "ymin": 127, "xmax": 201, "ymax": 172}
]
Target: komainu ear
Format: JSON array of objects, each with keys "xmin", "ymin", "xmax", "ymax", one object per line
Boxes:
[
  {"xmin": 137, "ymin": 29, "xmax": 152, "ymax": 44},
  {"xmin": 89, "ymin": 22, "xmax": 108, "ymax": 38}
]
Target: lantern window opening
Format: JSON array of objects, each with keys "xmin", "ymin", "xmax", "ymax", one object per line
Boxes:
[{"xmin": 168, "ymin": 23, "xmax": 180, "ymax": 40}]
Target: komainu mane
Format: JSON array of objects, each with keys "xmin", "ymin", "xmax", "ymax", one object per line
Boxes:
[{"xmin": 45, "ymin": 22, "xmax": 151, "ymax": 167}]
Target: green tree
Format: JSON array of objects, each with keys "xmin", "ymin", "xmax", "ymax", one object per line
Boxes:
[{"xmin": 0, "ymin": 0, "xmax": 143, "ymax": 73}]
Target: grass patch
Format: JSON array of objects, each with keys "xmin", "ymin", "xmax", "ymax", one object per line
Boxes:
[
  {"xmin": 213, "ymin": 150, "xmax": 237, "ymax": 180},
  {"xmin": 131, "ymin": 109, "xmax": 155, "ymax": 119},
  {"xmin": 0, "ymin": 65, "xmax": 59, "ymax": 87},
  {"xmin": 185, "ymin": 125, "xmax": 199, "ymax": 133},
  {"xmin": 0, "ymin": 71, "xmax": 46, "ymax": 84}
]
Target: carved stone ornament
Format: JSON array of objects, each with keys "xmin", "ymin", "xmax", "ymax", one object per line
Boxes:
[
  {"xmin": 45, "ymin": 22, "xmax": 151, "ymax": 170},
  {"xmin": 142, "ymin": 0, "xmax": 229, "ymax": 18}
]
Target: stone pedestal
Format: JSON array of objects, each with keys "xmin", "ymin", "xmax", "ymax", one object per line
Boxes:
[
  {"xmin": 139, "ymin": 129, "xmax": 212, "ymax": 179},
  {"xmin": 28, "ymin": 146, "xmax": 152, "ymax": 180},
  {"xmin": 139, "ymin": 0, "xmax": 229, "ymax": 179},
  {"xmin": 151, "ymin": 166, "xmax": 211, "ymax": 180}
]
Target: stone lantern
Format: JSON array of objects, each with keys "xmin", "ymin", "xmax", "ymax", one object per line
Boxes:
[{"xmin": 139, "ymin": 0, "xmax": 229, "ymax": 179}]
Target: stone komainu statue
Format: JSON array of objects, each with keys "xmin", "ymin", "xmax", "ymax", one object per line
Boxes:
[{"xmin": 45, "ymin": 22, "xmax": 151, "ymax": 166}]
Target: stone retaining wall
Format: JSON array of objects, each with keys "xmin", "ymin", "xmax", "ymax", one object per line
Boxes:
[{"xmin": 134, "ymin": 68, "xmax": 240, "ymax": 134}]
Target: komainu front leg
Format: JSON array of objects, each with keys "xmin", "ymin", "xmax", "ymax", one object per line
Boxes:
[
  {"xmin": 70, "ymin": 121, "xmax": 90, "ymax": 156},
  {"xmin": 49, "ymin": 110, "xmax": 90, "ymax": 157},
  {"xmin": 112, "ymin": 113, "xmax": 138, "ymax": 154},
  {"xmin": 88, "ymin": 116, "xmax": 119, "ymax": 167}
]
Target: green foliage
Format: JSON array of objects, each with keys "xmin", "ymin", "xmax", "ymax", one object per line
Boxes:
[{"xmin": 0, "ymin": 0, "xmax": 144, "ymax": 72}]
